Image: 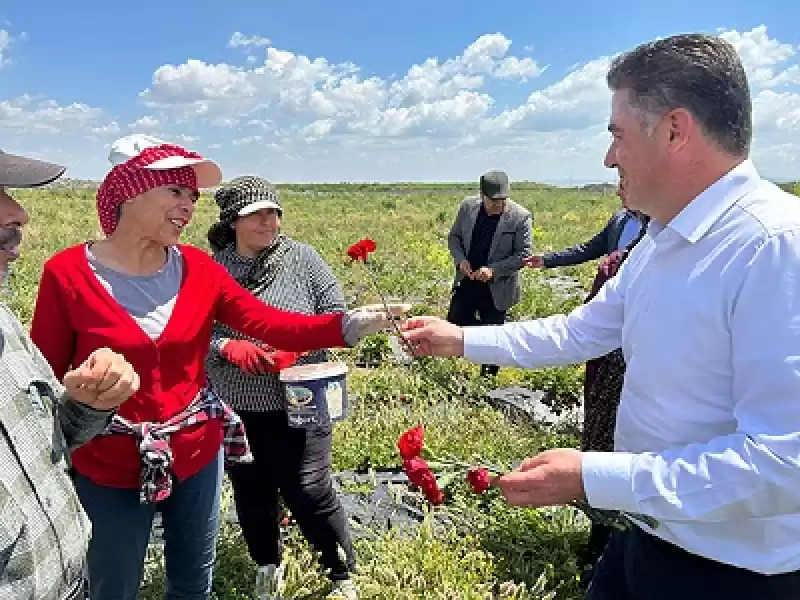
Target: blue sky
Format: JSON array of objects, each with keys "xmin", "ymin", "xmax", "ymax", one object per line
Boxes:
[{"xmin": 1, "ymin": 0, "xmax": 799, "ymax": 184}]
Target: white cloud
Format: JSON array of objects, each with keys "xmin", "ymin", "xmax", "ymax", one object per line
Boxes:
[
  {"xmin": 494, "ymin": 56, "xmax": 544, "ymax": 80},
  {"xmin": 139, "ymin": 32, "xmax": 544, "ymax": 144},
  {"xmin": 228, "ymin": 32, "xmax": 271, "ymax": 49},
  {"xmin": 0, "ymin": 30, "xmax": 9, "ymax": 65},
  {"xmin": 7, "ymin": 26, "xmax": 800, "ymax": 184},
  {"xmin": 753, "ymin": 90, "xmax": 800, "ymax": 131},
  {"xmin": 89, "ymin": 121, "xmax": 120, "ymax": 135},
  {"xmin": 128, "ymin": 115, "xmax": 160, "ymax": 130},
  {"xmin": 0, "ymin": 28, "xmax": 25, "ymax": 66},
  {"xmin": 720, "ymin": 25, "xmax": 798, "ymax": 87},
  {"xmin": 0, "ymin": 95, "xmax": 108, "ymax": 134},
  {"xmin": 232, "ymin": 135, "xmax": 264, "ymax": 146},
  {"xmin": 481, "ymin": 58, "xmax": 611, "ymax": 134}
]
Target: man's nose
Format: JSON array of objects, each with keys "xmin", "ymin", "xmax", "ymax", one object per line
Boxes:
[{"xmin": 604, "ymin": 145, "xmax": 618, "ymax": 169}]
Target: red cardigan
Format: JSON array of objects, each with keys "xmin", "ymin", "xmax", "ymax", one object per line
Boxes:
[{"xmin": 30, "ymin": 243, "xmax": 346, "ymax": 489}]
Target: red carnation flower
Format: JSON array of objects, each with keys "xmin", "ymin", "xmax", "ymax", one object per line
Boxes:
[
  {"xmin": 466, "ymin": 468, "xmax": 492, "ymax": 494},
  {"xmin": 346, "ymin": 238, "xmax": 377, "ymax": 262},
  {"xmin": 346, "ymin": 243, "xmax": 366, "ymax": 262},
  {"xmin": 403, "ymin": 457, "xmax": 431, "ymax": 487},
  {"xmin": 397, "ymin": 425, "xmax": 424, "ymax": 460},
  {"xmin": 403, "ymin": 458, "xmax": 443, "ymax": 504},
  {"xmin": 420, "ymin": 477, "xmax": 445, "ymax": 505}
]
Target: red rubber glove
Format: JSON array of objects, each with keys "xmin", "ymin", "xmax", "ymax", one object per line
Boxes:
[
  {"xmin": 219, "ymin": 340, "xmax": 275, "ymax": 375},
  {"xmin": 263, "ymin": 350, "xmax": 302, "ymax": 373}
]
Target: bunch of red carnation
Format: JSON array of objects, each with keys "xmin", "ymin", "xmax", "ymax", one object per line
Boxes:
[
  {"xmin": 346, "ymin": 238, "xmax": 377, "ymax": 262},
  {"xmin": 397, "ymin": 425, "xmax": 493, "ymax": 506},
  {"xmin": 398, "ymin": 425, "xmax": 445, "ymax": 504}
]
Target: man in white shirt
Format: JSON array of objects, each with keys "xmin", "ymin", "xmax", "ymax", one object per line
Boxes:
[{"xmin": 401, "ymin": 32, "xmax": 800, "ymax": 599}]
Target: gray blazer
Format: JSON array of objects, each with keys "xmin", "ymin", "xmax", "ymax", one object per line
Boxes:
[{"xmin": 447, "ymin": 196, "xmax": 533, "ymax": 311}]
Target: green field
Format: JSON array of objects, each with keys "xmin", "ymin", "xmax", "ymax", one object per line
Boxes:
[{"xmin": 10, "ymin": 182, "xmax": 643, "ymax": 599}]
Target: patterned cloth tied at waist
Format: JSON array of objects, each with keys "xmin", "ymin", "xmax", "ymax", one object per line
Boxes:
[{"xmin": 104, "ymin": 387, "xmax": 253, "ymax": 503}]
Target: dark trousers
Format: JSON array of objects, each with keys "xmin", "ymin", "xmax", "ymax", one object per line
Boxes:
[
  {"xmin": 580, "ymin": 523, "xmax": 613, "ymax": 578},
  {"xmin": 446, "ymin": 279, "xmax": 507, "ymax": 376},
  {"xmin": 227, "ymin": 410, "xmax": 355, "ymax": 581},
  {"xmin": 585, "ymin": 527, "xmax": 800, "ymax": 600}
]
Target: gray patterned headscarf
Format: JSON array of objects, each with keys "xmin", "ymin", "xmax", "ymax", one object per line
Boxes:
[
  {"xmin": 207, "ymin": 175, "xmax": 291, "ymax": 293},
  {"xmin": 208, "ymin": 176, "xmax": 282, "ymax": 250}
]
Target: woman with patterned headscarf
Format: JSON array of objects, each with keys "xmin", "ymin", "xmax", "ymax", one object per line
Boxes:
[
  {"xmin": 205, "ymin": 176, "xmax": 358, "ymax": 600},
  {"xmin": 28, "ymin": 135, "xmax": 388, "ymax": 600}
]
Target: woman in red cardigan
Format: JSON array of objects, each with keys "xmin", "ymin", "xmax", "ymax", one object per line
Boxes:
[{"xmin": 29, "ymin": 134, "xmax": 388, "ymax": 600}]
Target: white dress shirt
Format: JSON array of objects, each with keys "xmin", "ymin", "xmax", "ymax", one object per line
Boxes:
[{"xmin": 463, "ymin": 159, "xmax": 800, "ymax": 575}]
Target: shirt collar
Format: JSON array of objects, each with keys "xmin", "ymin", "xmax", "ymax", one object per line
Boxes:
[{"xmin": 649, "ymin": 159, "xmax": 761, "ymax": 244}]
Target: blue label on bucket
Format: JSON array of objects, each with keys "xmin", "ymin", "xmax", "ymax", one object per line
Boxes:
[
  {"xmin": 283, "ymin": 370, "xmax": 349, "ymax": 428},
  {"xmin": 286, "ymin": 384, "xmax": 321, "ymax": 428}
]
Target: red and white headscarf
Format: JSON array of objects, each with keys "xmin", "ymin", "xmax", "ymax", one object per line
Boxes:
[{"xmin": 96, "ymin": 141, "xmax": 219, "ymax": 235}]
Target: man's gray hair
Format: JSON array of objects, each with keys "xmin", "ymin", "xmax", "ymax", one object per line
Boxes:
[{"xmin": 607, "ymin": 33, "xmax": 752, "ymax": 156}]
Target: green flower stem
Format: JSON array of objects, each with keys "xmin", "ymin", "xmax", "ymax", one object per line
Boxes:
[{"xmin": 360, "ymin": 260, "xmax": 475, "ymax": 399}]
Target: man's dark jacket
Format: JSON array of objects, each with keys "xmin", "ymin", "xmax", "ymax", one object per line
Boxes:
[{"xmin": 542, "ymin": 209, "xmax": 639, "ymax": 268}]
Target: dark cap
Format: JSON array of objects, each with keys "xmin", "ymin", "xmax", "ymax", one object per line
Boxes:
[
  {"xmin": 480, "ymin": 170, "xmax": 510, "ymax": 199},
  {"xmin": 214, "ymin": 175, "xmax": 282, "ymax": 223},
  {"xmin": 0, "ymin": 150, "xmax": 66, "ymax": 188}
]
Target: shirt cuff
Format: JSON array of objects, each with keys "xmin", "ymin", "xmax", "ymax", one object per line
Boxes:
[
  {"xmin": 581, "ymin": 451, "xmax": 640, "ymax": 514},
  {"xmin": 341, "ymin": 311, "xmax": 360, "ymax": 347},
  {"xmin": 463, "ymin": 325, "xmax": 501, "ymax": 365}
]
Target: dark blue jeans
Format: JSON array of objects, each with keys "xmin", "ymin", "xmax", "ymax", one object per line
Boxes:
[
  {"xmin": 585, "ymin": 527, "xmax": 800, "ymax": 600},
  {"xmin": 73, "ymin": 450, "xmax": 223, "ymax": 600}
]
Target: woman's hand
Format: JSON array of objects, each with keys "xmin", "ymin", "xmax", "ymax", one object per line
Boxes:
[
  {"xmin": 342, "ymin": 307, "xmax": 392, "ymax": 345},
  {"xmin": 220, "ymin": 339, "xmax": 277, "ymax": 375}
]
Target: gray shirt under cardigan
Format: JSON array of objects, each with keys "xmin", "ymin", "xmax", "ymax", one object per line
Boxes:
[{"xmin": 204, "ymin": 239, "xmax": 346, "ymax": 413}]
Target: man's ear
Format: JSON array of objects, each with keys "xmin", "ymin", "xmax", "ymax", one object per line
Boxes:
[{"xmin": 665, "ymin": 108, "xmax": 693, "ymax": 153}]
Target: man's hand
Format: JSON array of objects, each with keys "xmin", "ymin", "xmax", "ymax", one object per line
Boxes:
[
  {"xmin": 471, "ymin": 266, "xmax": 493, "ymax": 282},
  {"xmin": 63, "ymin": 347, "xmax": 140, "ymax": 411},
  {"xmin": 522, "ymin": 255, "xmax": 544, "ymax": 268},
  {"xmin": 458, "ymin": 260, "xmax": 472, "ymax": 277},
  {"xmin": 494, "ymin": 449, "xmax": 586, "ymax": 508},
  {"xmin": 399, "ymin": 316, "xmax": 465, "ymax": 357}
]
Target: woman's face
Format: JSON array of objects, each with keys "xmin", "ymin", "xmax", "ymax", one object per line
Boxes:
[
  {"xmin": 233, "ymin": 208, "xmax": 281, "ymax": 254},
  {"xmin": 121, "ymin": 184, "xmax": 198, "ymax": 245}
]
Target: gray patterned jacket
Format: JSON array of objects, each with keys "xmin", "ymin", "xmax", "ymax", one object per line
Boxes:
[
  {"xmin": 0, "ymin": 302, "xmax": 113, "ymax": 600},
  {"xmin": 206, "ymin": 239, "xmax": 346, "ymax": 413}
]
